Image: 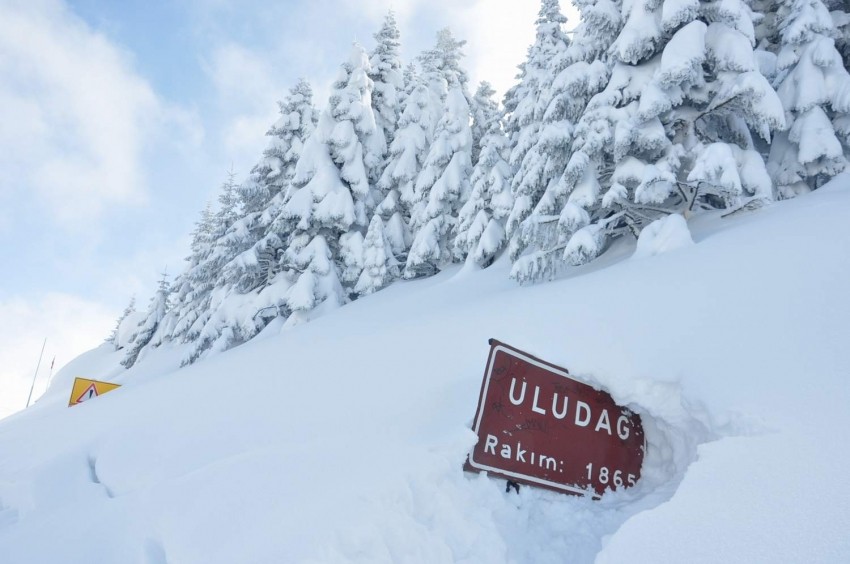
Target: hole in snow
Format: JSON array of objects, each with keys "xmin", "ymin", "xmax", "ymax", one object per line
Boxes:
[{"xmin": 302, "ymin": 377, "xmax": 727, "ymax": 563}]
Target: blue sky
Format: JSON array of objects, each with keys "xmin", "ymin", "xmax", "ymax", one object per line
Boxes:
[{"xmin": 0, "ymin": 0, "xmax": 581, "ymax": 417}]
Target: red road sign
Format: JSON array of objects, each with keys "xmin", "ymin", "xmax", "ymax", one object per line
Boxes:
[{"xmin": 465, "ymin": 339, "xmax": 645, "ymax": 497}]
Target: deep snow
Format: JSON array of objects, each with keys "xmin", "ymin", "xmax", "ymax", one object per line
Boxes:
[{"xmin": 1, "ymin": 176, "xmax": 849, "ymax": 563}]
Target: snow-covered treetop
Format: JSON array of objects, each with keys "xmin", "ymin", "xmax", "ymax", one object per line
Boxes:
[
  {"xmin": 107, "ymin": 295, "xmax": 136, "ymax": 347},
  {"xmin": 292, "ymin": 42, "xmax": 383, "ymax": 224},
  {"xmin": 268, "ymin": 79, "xmax": 318, "ymax": 149},
  {"xmin": 537, "ymin": 0, "xmax": 568, "ymax": 28},
  {"xmin": 214, "ymin": 170, "xmax": 240, "ymax": 236},
  {"xmin": 370, "ymin": 11, "xmax": 404, "ymax": 149},
  {"xmin": 238, "ymin": 79, "xmax": 318, "ymax": 215},
  {"xmin": 370, "ymin": 11, "xmax": 402, "ymax": 79},
  {"xmin": 330, "ymin": 44, "xmax": 379, "ymax": 137},
  {"xmin": 420, "ymin": 28, "xmax": 469, "ymax": 87},
  {"xmin": 471, "ymin": 81, "xmax": 500, "ymax": 165},
  {"xmin": 187, "ymin": 203, "xmax": 215, "ymax": 265},
  {"xmin": 504, "ymin": 0, "xmax": 570, "ymax": 136}
]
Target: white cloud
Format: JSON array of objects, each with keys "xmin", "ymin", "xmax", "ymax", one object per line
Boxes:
[
  {"xmin": 0, "ymin": 0, "xmax": 187, "ymax": 228},
  {"xmin": 0, "ymin": 1, "xmax": 212, "ymax": 421},
  {"xmin": 197, "ymin": 0, "xmax": 545, "ymax": 170},
  {"xmin": 0, "ymin": 293, "xmax": 114, "ymax": 419},
  {"xmin": 203, "ymin": 42, "xmax": 289, "ymax": 178},
  {"xmin": 457, "ymin": 1, "xmax": 540, "ymax": 96}
]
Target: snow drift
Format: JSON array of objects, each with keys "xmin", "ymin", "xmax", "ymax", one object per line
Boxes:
[{"xmin": 1, "ymin": 178, "xmax": 849, "ymax": 563}]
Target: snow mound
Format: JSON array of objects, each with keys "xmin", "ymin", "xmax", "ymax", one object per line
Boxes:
[{"xmin": 633, "ymin": 213, "xmax": 694, "ymax": 259}]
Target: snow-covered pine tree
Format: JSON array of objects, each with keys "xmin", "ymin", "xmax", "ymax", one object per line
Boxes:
[
  {"xmin": 278, "ymin": 43, "xmax": 382, "ymax": 322},
  {"xmin": 354, "ymin": 214, "xmax": 399, "ymax": 295},
  {"xmin": 398, "ymin": 63, "xmax": 417, "ymax": 111},
  {"xmin": 507, "ymin": 0, "xmax": 618, "ymax": 276},
  {"xmin": 374, "ymin": 64, "xmax": 429, "ymax": 263},
  {"xmin": 404, "ymin": 29, "xmax": 474, "ymax": 278},
  {"xmin": 226, "ymin": 80, "xmax": 318, "ymax": 296},
  {"xmin": 373, "ymin": 37, "xmax": 463, "ymax": 277},
  {"xmin": 183, "ymin": 110, "xmax": 326, "ymax": 365},
  {"xmin": 514, "ymin": 0, "xmax": 786, "ymax": 281},
  {"xmin": 369, "ymin": 11, "xmax": 404, "ymax": 153},
  {"xmin": 122, "ymin": 273, "xmax": 171, "ymax": 369},
  {"xmin": 168, "ymin": 203, "xmax": 215, "ymax": 342},
  {"xmin": 454, "ymin": 106, "xmax": 514, "ymax": 267},
  {"xmin": 373, "ymin": 180, "xmax": 412, "ymax": 260},
  {"xmin": 470, "ymin": 81, "xmax": 500, "ymax": 167},
  {"xmin": 824, "ymin": 0, "xmax": 850, "ymax": 68},
  {"xmin": 567, "ymin": 0, "xmax": 624, "ymax": 63},
  {"xmin": 503, "ymin": 0, "xmax": 571, "ymax": 246},
  {"xmin": 185, "ymin": 81, "xmax": 321, "ymax": 351},
  {"xmin": 498, "ymin": 0, "xmax": 606, "ymax": 279},
  {"xmin": 172, "ymin": 175, "xmax": 242, "ymax": 365},
  {"xmin": 768, "ymin": 0, "xmax": 850, "ymax": 196},
  {"xmin": 107, "ymin": 296, "xmax": 136, "ymax": 349}
]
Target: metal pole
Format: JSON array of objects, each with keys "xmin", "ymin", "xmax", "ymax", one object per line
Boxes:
[
  {"xmin": 44, "ymin": 357, "xmax": 56, "ymax": 394},
  {"xmin": 26, "ymin": 338, "xmax": 46, "ymax": 408}
]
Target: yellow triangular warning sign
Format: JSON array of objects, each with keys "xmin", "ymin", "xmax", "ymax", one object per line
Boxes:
[{"xmin": 68, "ymin": 377, "xmax": 121, "ymax": 407}]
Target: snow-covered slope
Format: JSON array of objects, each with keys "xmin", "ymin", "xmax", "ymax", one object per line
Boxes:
[{"xmin": 1, "ymin": 178, "xmax": 849, "ymax": 563}]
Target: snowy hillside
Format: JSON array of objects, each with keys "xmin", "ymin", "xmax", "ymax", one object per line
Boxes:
[{"xmin": 1, "ymin": 178, "xmax": 849, "ymax": 563}]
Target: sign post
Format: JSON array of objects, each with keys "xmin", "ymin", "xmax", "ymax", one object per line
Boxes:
[
  {"xmin": 465, "ymin": 339, "xmax": 645, "ymax": 497},
  {"xmin": 68, "ymin": 377, "xmax": 121, "ymax": 407}
]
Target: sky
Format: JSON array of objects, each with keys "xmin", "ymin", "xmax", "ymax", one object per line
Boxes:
[{"xmin": 0, "ymin": 0, "xmax": 580, "ymax": 418}]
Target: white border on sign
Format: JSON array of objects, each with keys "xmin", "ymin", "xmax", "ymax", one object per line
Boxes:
[{"xmin": 468, "ymin": 345, "xmax": 593, "ymax": 497}]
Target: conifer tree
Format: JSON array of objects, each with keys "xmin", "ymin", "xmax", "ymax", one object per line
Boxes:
[
  {"xmin": 513, "ymin": 0, "xmax": 786, "ymax": 281},
  {"xmin": 398, "ymin": 63, "xmax": 417, "ymax": 110},
  {"xmin": 373, "ymin": 182, "xmax": 412, "ymax": 258},
  {"xmin": 224, "ymin": 80, "xmax": 318, "ymax": 296},
  {"xmin": 454, "ymin": 110, "xmax": 513, "ymax": 267},
  {"xmin": 567, "ymin": 0, "xmax": 623, "ymax": 63},
  {"xmin": 282, "ymin": 233, "xmax": 344, "ymax": 323},
  {"xmin": 507, "ymin": 0, "xmax": 613, "ymax": 277},
  {"xmin": 376, "ymin": 65, "xmax": 428, "ymax": 261},
  {"xmin": 171, "ymin": 174, "xmax": 241, "ymax": 365},
  {"xmin": 825, "ymin": 1, "xmax": 850, "ymax": 68},
  {"xmin": 278, "ymin": 43, "xmax": 382, "ymax": 321},
  {"xmin": 107, "ymin": 296, "xmax": 136, "ymax": 349},
  {"xmin": 470, "ymin": 81, "xmax": 500, "ymax": 166},
  {"xmin": 369, "ymin": 11, "xmax": 404, "ymax": 152},
  {"xmin": 122, "ymin": 273, "xmax": 171, "ymax": 369},
  {"xmin": 768, "ymin": 0, "xmax": 850, "ymax": 196},
  {"xmin": 405, "ymin": 29, "xmax": 473, "ymax": 278},
  {"xmin": 503, "ymin": 0, "xmax": 572, "ymax": 245},
  {"xmin": 354, "ymin": 215, "xmax": 399, "ymax": 295},
  {"xmin": 169, "ymin": 203, "xmax": 215, "ymax": 341}
]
